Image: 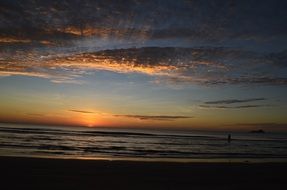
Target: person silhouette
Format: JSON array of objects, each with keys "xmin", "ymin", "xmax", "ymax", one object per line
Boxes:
[{"xmin": 228, "ymin": 134, "xmax": 231, "ymax": 143}]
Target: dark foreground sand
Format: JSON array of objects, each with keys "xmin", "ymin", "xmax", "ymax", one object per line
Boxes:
[{"xmin": 1, "ymin": 156, "xmax": 287, "ymax": 190}]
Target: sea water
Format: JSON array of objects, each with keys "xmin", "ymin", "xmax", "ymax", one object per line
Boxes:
[{"xmin": 0, "ymin": 123, "xmax": 287, "ymax": 162}]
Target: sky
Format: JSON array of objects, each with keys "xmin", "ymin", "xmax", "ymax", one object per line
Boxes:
[{"xmin": 0, "ymin": 0, "xmax": 287, "ymax": 131}]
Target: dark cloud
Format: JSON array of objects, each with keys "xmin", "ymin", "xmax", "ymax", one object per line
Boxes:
[
  {"xmin": 200, "ymin": 97, "xmax": 270, "ymax": 109},
  {"xmin": 266, "ymin": 50, "xmax": 287, "ymax": 68},
  {"xmin": 205, "ymin": 98, "xmax": 266, "ymax": 105},
  {"xmin": 68, "ymin": 109, "xmax": 94, "ymax": 114},
  {"xmin": 0, "ymin": 1, "xmax": 287, "ymax": 86},
  {"xmin": 0, "ymin": 0, "xmax": 286, "ymax": 43},
  {"xmin": 114, "ymin": 115, "xmax": 193, "ymax": 121},
  {"xmin": 199, "ymin": 105, "xmax": 269, "ymax": 109}
]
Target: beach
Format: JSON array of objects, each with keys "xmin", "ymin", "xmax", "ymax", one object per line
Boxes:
[{"xmin": 1, "ymin": 156, "xmax": 286, "ymax": 190}]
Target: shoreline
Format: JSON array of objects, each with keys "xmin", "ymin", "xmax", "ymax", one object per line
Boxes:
[
  {"xmin": 1, "ymin": 156, "xmax": 287, "ymax": 189},
  {"xmin": 1, "ymin": 154, "xmax": 287, "ymax": 163}
]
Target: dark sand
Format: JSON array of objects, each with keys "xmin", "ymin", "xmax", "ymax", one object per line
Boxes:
[{"xmin": 1, "ymin": 156, "xmax": 287, "ymax": 190}]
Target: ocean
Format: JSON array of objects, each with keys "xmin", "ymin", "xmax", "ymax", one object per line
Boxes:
[{"xmin": 0, "ymin": 123, "xmax": 287, "ymax": 162}]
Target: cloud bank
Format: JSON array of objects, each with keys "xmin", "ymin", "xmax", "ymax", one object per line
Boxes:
[
  {"xmin": 1, "ymin": 47, "xmax": 287, "ymax": 85},
  {"xmin": 0, "ymin": 0, "xmax": 287, "ymax": 86},
  {"xmin": 1, "ymin": 0, "xmax": 286, "ymax": 42}
]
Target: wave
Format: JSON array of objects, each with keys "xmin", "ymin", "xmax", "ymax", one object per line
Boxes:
[
  {"xmin": 2, "ymin": 126, "xmax": 281, "ymax": 142},
  {"xmin": 1, "ymin": 125, "xmax": 287, "ymax": 161}
]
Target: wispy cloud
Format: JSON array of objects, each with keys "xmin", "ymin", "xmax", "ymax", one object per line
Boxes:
[
  {"xmin": 199, "ymin": 104, "xmax": 270, "ymax": 109},
  {"xmin": 200, "ymin": 97, "xmax": 270, "ymax": 109},
  {"xmin": 114, "ymin": 115, "xmax": 193, "ymax": 121},
  {"xmin": 68, "ymin": 109, "xmax": 94, "ymax": 114},
  {"xmin": 25, "ymin": 113, "xmax": 45, "ymax": 117},
  {"xmin": 204, "ymin": 98, "xmax": 266, "ymax": 105}
]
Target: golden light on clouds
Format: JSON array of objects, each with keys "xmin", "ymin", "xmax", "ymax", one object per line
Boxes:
[
  {"xmin": 0, "ymin": 49, "xmax": 184, "ymax": 84},
  {"xmin": 55, "ymin": 58, "xmax": 178, "ymax": 76},
  {"xmin": 0, "ymin": 37, "xmax": 32, "ymax": 43}
]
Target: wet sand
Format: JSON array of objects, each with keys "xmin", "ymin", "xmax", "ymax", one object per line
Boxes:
[{"xmin": 1, "ymin": 156, "xmax": 287, "ymax": 190}]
